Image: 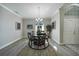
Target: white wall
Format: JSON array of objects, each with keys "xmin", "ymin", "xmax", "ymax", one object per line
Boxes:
[
  {"xmin": 51, "ymin": 10, "xmax": 60, "ymax": 44},
  {"xmin": 22, "ymin": 18, "xmax": 36, "ymax": 38},
  {"xmin": 0, "ymin": 6, "xmax": 22, "ymax": 49},
  {"xmin": 22, "ymin": 18, "xmax": 51, "ymax": 38}
]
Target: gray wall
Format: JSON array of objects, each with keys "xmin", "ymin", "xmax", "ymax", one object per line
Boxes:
[
  {"xmin": 22, "ymin": 18, "xmax": 51, "ymax": 38},
  {"xmin": 0, "ymin": 6, "xmax": 22, "ymax": 49}
]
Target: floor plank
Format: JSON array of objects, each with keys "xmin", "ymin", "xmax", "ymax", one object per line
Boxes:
[{"xmin": 17, "ymin": 45, "xmax": 57, "ymax": 56}]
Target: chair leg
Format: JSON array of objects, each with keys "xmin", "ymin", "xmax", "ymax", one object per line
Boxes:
[
  {"xmin": 30, "ymin": 41, "xmax": 32, "ymax": 47},
  {"xmin": 44, "ymin": 41, "xmax": 45, "ymax": 47}
]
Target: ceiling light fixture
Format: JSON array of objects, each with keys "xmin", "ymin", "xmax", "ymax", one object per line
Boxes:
[{"xmin": 35, "ymin": 7, "xmax": 43, "ymax": 22}]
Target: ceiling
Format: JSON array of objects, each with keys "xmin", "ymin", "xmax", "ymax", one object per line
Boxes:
[{"xmin": 2, "ymin": 3, "xmax": 63, "ymax": 19}]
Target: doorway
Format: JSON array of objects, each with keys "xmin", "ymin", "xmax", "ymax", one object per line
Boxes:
[{"xmin": 64, "ymin": 4, "xmax": 79, "ymax": 44}]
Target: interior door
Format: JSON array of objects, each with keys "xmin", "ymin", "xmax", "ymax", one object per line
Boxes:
[
  {"xmin": 64, "ymin": 16, "xmax": 75, "ymax": 44},
  {"xmin": 74, "ymin": 17, "xmax": 79, "ymax": 44}
]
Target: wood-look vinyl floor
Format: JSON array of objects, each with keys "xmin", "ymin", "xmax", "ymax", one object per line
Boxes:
[
  {"xmin": 0, "ymin": 39, "xmax": 57, "ymax": 56},
  {"xmin": 17, "ymin": 45, "xmax": 57, "ymax": 56}
]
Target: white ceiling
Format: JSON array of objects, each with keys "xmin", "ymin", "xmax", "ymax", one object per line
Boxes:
[{"xmin": 2, "ymin": 3, "xmax": 63, "ymax": 19}]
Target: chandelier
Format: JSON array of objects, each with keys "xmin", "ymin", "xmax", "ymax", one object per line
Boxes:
[{"xmin": 35, "ymin": 7, "xmax": 43, "ymax": 22}]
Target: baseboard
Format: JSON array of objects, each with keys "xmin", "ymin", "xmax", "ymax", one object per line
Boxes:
[
  {"xmin": 22, "ymin": 37, "xmax": 27, "ymax": 39},
  {"xmin": 0, "ymin": 38, "xmax": 21, "ymax": 50},
  {"xmin": 49, "ymin": 41, "xmax": 58, "ymax": 52}
]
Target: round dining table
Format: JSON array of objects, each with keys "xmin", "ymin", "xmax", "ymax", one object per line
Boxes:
[{"xmin": 28, "ymin": 34, "xmax": 49, "ymax": 50}]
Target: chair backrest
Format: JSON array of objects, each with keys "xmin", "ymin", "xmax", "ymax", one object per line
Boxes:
[{"xmin": 27, "ymin": 32, "xmax": 32, "ymax": 39}]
